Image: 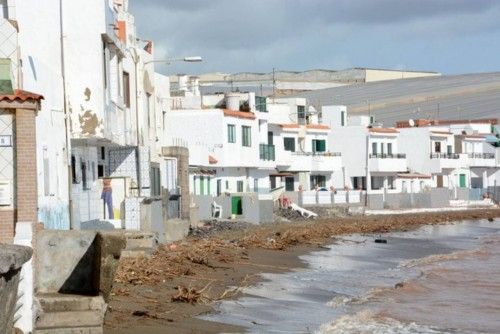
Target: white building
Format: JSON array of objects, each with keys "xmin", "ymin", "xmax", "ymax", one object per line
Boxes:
[
  {"xmin": 2, "ymin": 0, "xmax": 172, "ymax": 229},
  {"xmin": 397, "ymin": 118, "xmax": 500, "ymax": 192},
  {"xmin": 267, "ymin": 98, "xmax": 342, "ymax": 191},
  {"xmin": 166, "ymin": 91, "xmax": 274, "ymax": 196}
]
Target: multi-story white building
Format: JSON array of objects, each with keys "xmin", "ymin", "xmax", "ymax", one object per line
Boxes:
[
  {"xmin": 267, "ymin": 98, "xmax": 342, "ymax": 191},
  {"xmin": 397, "ymin": 118, "xmax": 500, "ymax": 192},
  {"xmin": 166, "ymin": 90, "xmax": 274, "ymax": 196},
  {"xmin": 2, "ymin": 0, "xmax": 172, "ymax": 230}
]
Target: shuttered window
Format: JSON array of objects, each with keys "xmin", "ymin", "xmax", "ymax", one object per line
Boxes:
[
  {"xmin": 312, "ymin": 139, "xmax": 326, "ymax": 152},
  {"xmin": 227, "ymin": 124, "xmax": 236, "ymax": 143},
  {"xmin": 284, "ymin": 137, "xmax": 295, "ymax": 152},
  {"xmin": 242, "ymin": 126, "xmax": 251, "ymax": 147}
]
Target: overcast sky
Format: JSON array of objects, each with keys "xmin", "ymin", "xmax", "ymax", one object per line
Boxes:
[{"xmin": 130, "ymin": 0, "xmax": 500, "ymax": 76}]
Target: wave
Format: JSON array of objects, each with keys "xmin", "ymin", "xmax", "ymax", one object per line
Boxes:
[{"xmin": 317, "ymin": 310, "xmax": 450, "ymax": 334}]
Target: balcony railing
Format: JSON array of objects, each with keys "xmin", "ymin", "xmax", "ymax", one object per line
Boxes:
[
  {"xmin": 259, "ymin": 144, "xmax": 275, "ymax": 161},
  {"xmin": 369, "ymin": 153, "xmax": 406, "ymax": 159},
  {"xmin": 293, "ymin": 151, "xmax": 342, "ymax": 157},
  {"xmin": 468, "ymin": 153, "xmax": 495, "ymax": 159},
  {"xmin": 430, "ymin": 153, "xmax": 459, "ymax": 159}
]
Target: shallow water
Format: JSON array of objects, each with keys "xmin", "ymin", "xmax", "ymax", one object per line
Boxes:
[{"xmin": 201, "ymin": 219, "xmax": 500, "ymax": 333}]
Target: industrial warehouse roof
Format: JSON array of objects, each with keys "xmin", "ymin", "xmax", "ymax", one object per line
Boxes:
[{"xmin": 293, "ymin": 72, "xmax": 500, "ymax": 127}]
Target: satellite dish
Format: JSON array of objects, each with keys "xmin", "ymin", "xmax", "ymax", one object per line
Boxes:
[{"xmin": 408, "ymin": 119, "xmax": 415, "ymax": 127}]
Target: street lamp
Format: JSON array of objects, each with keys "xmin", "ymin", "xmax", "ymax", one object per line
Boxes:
[{"xmin": 144, "ymin": 56, "xmax": 203, "ymax": 65}]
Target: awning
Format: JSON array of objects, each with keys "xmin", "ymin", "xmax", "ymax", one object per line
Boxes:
[
  {"xmin": 485, "ymin": 134, "xmax": 500, "ymax": 143},
  {"xmin": 270, "ymin": 172, "xmax": 294, "ymax": 177}
]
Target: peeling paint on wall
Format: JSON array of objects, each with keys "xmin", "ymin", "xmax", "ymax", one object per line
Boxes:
[
  {"xmin": 84, "ymin": 87, "xmax": 91, "ymax": 101},
  {"xmin": 79, "ymin": 109, "xmax": 100, "ymax": 136},
  {"xmin": 38, "ymin": 203, "xmax": 70, "ymax": 230}
]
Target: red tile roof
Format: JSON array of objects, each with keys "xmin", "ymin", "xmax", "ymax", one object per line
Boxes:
[
  {"xmin": 222, "ymin": 109, "xmax": 256, "ymax": 120},
  {"xmin": 306, "ymin": 124, "xmax": 330, "ymax": 130},
  {"xmin": 369, "ymin": 127, "xmax": 399, "ymax": 134},
  {"xmin": 0, "ymin": 89, "xmax": 44, "ymax": 102},
  {"xmin": 208, "ymin": 155, "xmax": 218, "ymax": 164}
]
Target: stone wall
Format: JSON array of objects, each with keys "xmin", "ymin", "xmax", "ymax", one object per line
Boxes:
[{"xmin": 0, "ymin": 244, "xmax": 32, "ymax": 334}]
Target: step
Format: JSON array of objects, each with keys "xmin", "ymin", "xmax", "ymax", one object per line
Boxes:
[
  {"xmin": 120, "ymin": 247, "xmax": 154, "ymax": 258},
  {"xmin": 38, "ymin": 294, "xmax": 105, "ymax": 313},
  {"xmin": 125, "ymin": 235, "xmax": 156, "ymax": 249},
  {"xmin": 36, "ymin": 326, "xmax": 103, "ymax": 334},
  {"xmin": 36, "ymin": 310, "xmax": 104, "ymax": 329}
]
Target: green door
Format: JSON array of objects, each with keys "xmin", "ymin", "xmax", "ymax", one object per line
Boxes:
[
  {"xmin": 231, "ymin": 196, "xmax": 243, "ymax": 215},
  {"xmin": 459, "ymin": 174, "xmax": 466, "ymax": 188},
  {"xmin": 200, "ymin": 176, "xmax": 205, "ymax": 195}
]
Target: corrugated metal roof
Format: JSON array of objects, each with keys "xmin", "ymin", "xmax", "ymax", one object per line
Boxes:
[{"xmin": 293, "ymin": 72, "xmax": 500, "ymax": 127}]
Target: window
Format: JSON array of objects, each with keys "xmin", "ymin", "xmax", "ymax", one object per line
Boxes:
[
  {"xmin": 312, "ymin": 139, "xmax": 326, "ymax": 153},
  {"xmin": 123, "ymin": 71, "xmax": 130, "ymax": 108},
  {"xmin": 447, "ymin": 145, "xmax": 452, "ymax": 155},
  {"xmin": 284, "ymin": 137, "xmax": 295, "ymax": 152},
  {"xmin": 267, "ymin": 131, "xmax": 273, "ymax": 145},
  {"xmin": 285, "ymin": 177, "xmax": 294, "ymax": 191},
  {"xmin": 227, "ymin": 124, "xmax": 236, "ymax": 143},
  {"xmin": 100, "ymin": 147, "xmax": 106, "ymax": 160},
  {"xmin": 150, "ymin": 165, "xmax": 161, "ymax": 196},
  {"xmin": 217, "ymin": 180, "xmax": 222, "ymax": 196},
  {"xmin": 254, "ymin": 179, "xmax": 259, "ymax": 192},
  {"xmin": 387, "ymin": 176, "xmax": 395, "ymax": 189},
  {"xmin": 353, "ymin": 177, "xmax": 366, "ymax": 190},
  {"xmin": 98, "ymin": 164, "xmax": 104, "ymax": 178},
  {"xmin": 341, "ymin": 111, "xmax": 345, "ymax": 126},
  {"xmin": 242, "ymin": 126, "xmax": 251, "ymax": 147},
  {"xmin": 434, "ymin": 141, "xmax": 441, "ymax": 153},
  {"xmin": 81, "ymin": 159, "xmax": 88, "ymax": 190},
  {"xmin": 102, "ymin": 41, "xmax": 108, "ymax": 89},
  {"xmin": 255, "ymin": 96, "xmax": 267, "ymax": 112},
  {"xmin": 372, "ymin": 142, "xmax": 377, "ymax": 155},
  {"xmin": 370, "ymin": 116, "xmax": 375, "ymax": 124},
  {"xmin": 225, "ymin": 180, "xmax": 229, "ymax": 190},
  {"xmin": 71, "ymin": 155, "xmax": 77, "ymax": 184},
  {"xmin": 310, "ymin": 175, "xmax": 326, "ymax": 189},
  {"xmin": 380, "ymin": 143, "xmax": 385, "ymax": 155},
  {"xmin": 237, "ymin": 180, "xmax": 244, "ymax": 192},
  {"xmin": 297, "ymin": 105, "xmax": 306, "ymax": 125},
  {"xmin": 387, "ymin": 143, "xmax": 393, "ymax": 155}
]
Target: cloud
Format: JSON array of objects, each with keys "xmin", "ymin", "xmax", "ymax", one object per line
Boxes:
[{"xmin": 129, "ymin": 0, "xmax": 500, "ymax": 74}]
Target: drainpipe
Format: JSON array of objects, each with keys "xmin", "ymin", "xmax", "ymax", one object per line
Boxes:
[
  {"xmin": 132, "ymin": 50, "xmax": 142, "ymax": 196},
  {"xmin": 59, "ymin": 0, "xmax": 74, "ymax": 229}
]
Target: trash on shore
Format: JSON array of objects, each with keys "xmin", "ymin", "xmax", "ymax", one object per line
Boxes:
[
  {"xmin": 374, "ymin": 238, "xmax": 388, "ymax": 244},
  {"xmin": 171, "ymin": 284, "xmax": 211, "ymax": 304}
]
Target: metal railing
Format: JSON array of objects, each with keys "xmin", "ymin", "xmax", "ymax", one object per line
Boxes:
[
  {"xmin": 468, "ymin": 153, "xmax": 495, "ymax": 159},
  {"xmin": 293, "ymin": 151, "xmax": 342, "ymax": 157},
  {"xmin": 430, "ymin": 153, "xmax": 460, "ymax": 159},
  {"xmin": 369, "ymin": 153, "xmax": 406, "ymax": 159},
  {"xmin": 259, "ymin": 144, "xmax": 275, "ymax": 161}
]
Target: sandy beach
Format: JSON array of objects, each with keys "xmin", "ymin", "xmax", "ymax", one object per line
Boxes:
[{"xmin": 104, "ymin": 208, "xmax": 500, "ymax": 334}]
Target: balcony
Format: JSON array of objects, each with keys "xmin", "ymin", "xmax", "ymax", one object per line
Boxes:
[
  {"xmin": 467, "ymin": 153, "xmax": 496, "ymax": 167},
  {"xmin": 369, "ymin": 153, "xmax": 406, "ymax": 172},
  {"xmin": 287, "ymin": 151, "xmax": 342, "ymax": 172},
  {"xmin": 259, "ymin": 144, "xmax": 275, "ymax": 161},
  {"xmin": 429, "ymin": 153, "xmax": 466, "ymax": 172}
]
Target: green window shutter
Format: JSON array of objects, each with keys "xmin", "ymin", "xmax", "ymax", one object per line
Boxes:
[
  {"xmin": 341, "ymin": 111, "xmax": 345, "ymax": 126},
  {"xmin": 318, "ymin": 140, "xmax": 326, "ymax": 152},
  {"xmin": 227, "ymin": 124, "xmax": 236, "ymax": 143},
  {"xmin": 284, "ymin": 137, "xmax": 295, "ymax": 152},
  {"xmin": 312, "ymin": 140, "xmax": 317, "ymax": 152},
  {"xmin": 242, "ymin": 126, "xmax": 251, "ymax": 147},
  {"xmin": 207, "ymin": 177, "xmax": 211, "ymax": 195}
]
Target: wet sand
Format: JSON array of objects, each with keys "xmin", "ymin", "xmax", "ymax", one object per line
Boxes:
[{"xmin": 104, "ymin": 208, "xmax": 500, "ymax": 334}]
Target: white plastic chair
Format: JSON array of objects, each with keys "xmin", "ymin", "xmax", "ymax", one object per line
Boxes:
[{"xmin": 212, "ymin": 201, "xmax": 222, "ymax": 218}]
